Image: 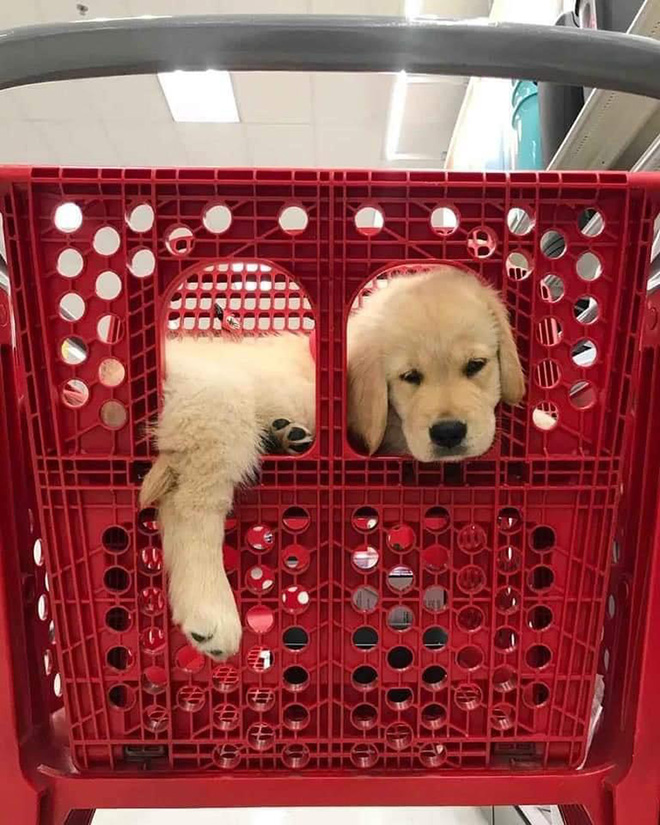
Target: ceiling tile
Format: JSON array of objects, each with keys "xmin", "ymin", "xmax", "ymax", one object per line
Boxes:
[
  {"xmin": 106, "ymin": 123, "xmax": 191, "ymax": 166},
  {"xmin": 15, "ymin": 79, "xmax": 100, "ymax": 121},
  {"xmin": 233, "ymin": 73, "xmax": 312, "ymax": 124},
  {"xmin": 423, "ymin": 0, "xmax": 491, "ymax": 17},
  {"xmin": 316, "ymin": 126, "xmax": 384, "ymax": 167},
  {"xmin": 397, "ymin": 120, "xmax": 454, "ymax": 159},
  {"xmin": 246, "ymin": 124, "xmax": 315, "ymax": 166},
  {"xmin": 0, "ymin": 122, "xmax": 61, "ymax": 164},
  {"xmin": 30, "ymin": 121, "xmax": 120, "ymax": 166},
  {"xmin": 175, "ymin": 123, "xmax": 251, "ymax": 166},
  {"xmin": 91, "ymin": 76, "xmax": 173, "ymax": 123},
  {"xmin": 0, "ymin": 0, "xmax": 39, "ymax": 28},
  {"xmin": 404, "ymin": 77, "xmax": 468, "ymax": 125},
  {"xmin": 313, "ymin": 73, "xmax": 392, "ymax": 125},
  {"xmin": 310, "ymin": 0, "xmax": 401, "ymax": 12}
]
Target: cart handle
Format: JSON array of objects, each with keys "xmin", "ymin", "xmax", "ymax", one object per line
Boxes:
[{"xmin": 1, "ymin": 15, "xmax": 660, "ymax": 99}]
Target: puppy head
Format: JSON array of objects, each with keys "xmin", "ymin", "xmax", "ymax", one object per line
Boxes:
[{"xmin": 347, "ymin": 267, "xmax": 525, "ymax": 462}]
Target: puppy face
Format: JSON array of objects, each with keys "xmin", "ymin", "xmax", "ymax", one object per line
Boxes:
[{"xmin": 348, "ymin": 267, "xmax": 525, "ymax": 462}]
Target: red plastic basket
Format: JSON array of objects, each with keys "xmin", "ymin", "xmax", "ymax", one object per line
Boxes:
[{"xmin": 1, "ymin": 167, "xmax": 660, "ymax": 823}]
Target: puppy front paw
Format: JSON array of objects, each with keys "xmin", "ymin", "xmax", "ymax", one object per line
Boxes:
[
  {"xmin": 171, "ymin": 582, "xmax": 242, "ymax": 662},
  {"xmin": 267, "ymin": 418, "xmax": 314, "ymax": 455}
]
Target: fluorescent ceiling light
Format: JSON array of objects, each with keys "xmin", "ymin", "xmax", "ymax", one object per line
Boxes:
[
  {"xmin": 385, "ymin": 71, "xmax": 409, "ymax": 160},
  {"xmin": 158, "ymin": 70, "xmax": 240, "ymax": 123},
  {"xmin": 405, "ymin": 0, "xmax": 423, "ymax": 19}
]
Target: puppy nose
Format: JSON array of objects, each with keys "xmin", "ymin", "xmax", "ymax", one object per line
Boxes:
[{"xmin": 429, "ymin": 420, "xmax": 467, "ymax": 449}]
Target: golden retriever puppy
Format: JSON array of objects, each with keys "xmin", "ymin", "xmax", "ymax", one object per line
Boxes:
[{"xmin": 141, "ymin": 266, "xmax": 523, "ymax": 660}]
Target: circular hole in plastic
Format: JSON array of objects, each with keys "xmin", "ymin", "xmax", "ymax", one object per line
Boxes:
[
  {"xmin": 212, "ymin": 743, "xmax": 241, "ymax": 770},
  {"xmin": 212, "ymin": 664, "xmax": 239, "ymax": 693},
  {"xmin": 419, "ymin": 742, "xmax": 447, "ymax": 768},
  {"xmin": 54, "ymin": 202, "xmax": 83, "ymax": 233},
  {"xmin": 457, "ymin": 605, "xmax": 484, "ymax": 633},
  {"xmin": 284, "ymin": 703, "xmax": 310, "ymax": 731},
  {"xmin": 533, "ymin": 401, "xmax": 559, "ymax": 432},
  {"xmin": 351, "ymin": 544, "xmax": 379, "ymax": 572},
  {"xmin": 129, "ymin": 248, "xmax": 156, "ymax": 278},
  {"xmin": 423, "ymin": 626, "xmax": 448, "ymax": 651},
  {"xmin": 421, "ymin": 703, "xmax": 447, "ymax": 731},
  {"xmin": 281, "ymin": 540, "xmax": 311, "ymax": 573},
  {"xmin": 103, "ymin": 566, "xmax": 130, "ymax": 593},
  {"xmin": 350, "ymin": 742, "xmax": 379, "ymax": 769},
  {"xmin": 454, "ymin": 683, "xmax": 482, "ymax": 711},
  {"xmin": 247, "ymin": 645, "xmax": 274, "ymax": 673},
  {"xmin": 96, "ymin": 270, "xmax": 122, "ymax": 301},
  {"xmin": 491, "ymin": 703, "xmax": 516, "ymax": 731},
  {"xmin": 526, "ymin": 644, "xmax": 552, "ymax": 670},
  {"xmin": 494, "ymin": 626, "xmax": 519, "ymax": 653},
  {"xmin": 386, "ymin": 523, "xmax": 416, "ymax": 553},
  {"xmin": 282, "ymin": 506, "xmax": 311, "ymax": 533},
  {"xmin": 506, "ymin": 250, "xmax": 532, "ymax": 281},
  {"xmin": 141, "ymin": 626, "xmax": 165, "ymax": 656},
  {"xmin": 387, "ymin": 605, "xmax": 414, "ymax": 632},
  {"xmin": 608, "ymin": 594, "xmax": 616, "ymax": 619},
  {"xmin": 245, "ymin": 565, "xmax": 275, "ymax": 595},
  {"xmin": 203, "ymin": 203, "xmax": 232, "ymax": 234},
  {"xmin": 137, "ymin": 508, "xmax": 158, "ymax": 535},
  {"xmin": 532, "ymin": 525, "xmax": 556, "ymax": 551},
  {"xmin": 143, "ymin": 665, "xmax": 168, "ymax": 696},
  {"xmin": 507, "ymin": 206, "xmax": 534, "ymax": 235},
  {"xmin": 175, "ymin": 645, "xmax": 206, "ymax": 675},
  {"xmin": 283, "ymin": 625, "xmax": 309, "ymax": 651},
  {"xmin": 246, "ymin": 688, "xmax": 276, "ymax": 713},
  {"xmin": 467, "ymin": 226, "xmax": 497, "ymax": 259},
  {"xmin": 144, "ymin": 705, "xmax": 168, "ymax": 733},
  {"xmin": 423, "ymin": 506, "xmax": 450, "ymax": 532},
  {"xmin": 58, "ymin": 292, "xmax": 86, "ymax": 322},
  {"xmin": 97, "ymin": 314, "xmax": 124, "ymax": 345},
  {"xmin": 140, "ymin": 546, "xmax": 163, "ymax": 575},
  {"xmin": 577, "ymin": 251, "xmax": 602, "ymax": 281},
  {"xmin": 456, "ymin": 565, "xmax": 486, "ymax": 594},
  {"xmin": 106, "ymin": 645, "xmax": 133, "ymax": 672},
  {"xmin": 386, "ymin": 687, "xmax": 414, "ymax": 710},
  {"xmin": 246, "ymin": 605, "xmax": 275, "ymax": 635},
  {"xmin": 60, "ymin": 336, "xmax": 87, "ymax": 365},
  {"xmin": 165, "ymin": 225, "xmax": 194, "ymax": 257},
  {"xmin": 57, "ymin": 248, "xmax": 84, "ymax": 279},
  {"xmin": 528, "ymin": 604, "xmax": 553, "ymax": 631},
  {"xmin": 578, "ymin": 208, "xmax": 604, "ymax": 237},
  {"xmin": 422, "ymin": 665, "xmax": 448, "ymax": 690},
  {"xmin": 102, "ymin": 525, "xmax": 129, "ymax": 553},
  {"xmin": 126, "ymin": 203, "xmax": 154, "ymax": 233},
  {"xmin": 246, "ymin": 524, "xmax": 275, "ymax": 552},
  {"xmin": 385, "ymin": 722, "xmax": 413, "ymax": 751},
  {"xmin": 352, "ymin": 506, "xmax": 379, "ymax": 532},
  {"xmin": 105, "ymin": 605, "xmax": 131, "ymax": 632},
  {"xmin": 540, "ymin": 273, "xmax": 564, "ymax": 303},
  {"xmin": 33, "ymin": 538, "xmax": 43, "ymax": 566},
  {"xmin": 535, "ymin": 359, "xmax": 561, "ymax": 389},
  {"xmin": 247, "ymin": 722, "xmax": 275, "ymax": 752},
  {"xmin": 496, "ymin": 545, "xmax": 522, "ymax": 575},
  {"xmin": 108, "ymin": 684, "xmax": 135, "ymax": 710},
  {"xmin": 537, "ymin": 316, "xmax": 562, "ymax": 347},
  {"xmin": 541, "ymin": 230, "xmax": 566, "ymax": 259},
  {"xmin": 61, "ymin": 378, "xmax": 89, "ymax": 409},
  {"xmin": 430, "ymin": 205, "xmax": 459, "ymax": 235},
  {"xmin": 457, "ymin": 524, "xmax": 487, "ymax": 554},
  {"xmin": 352, "ymin": 585, "xmax": 379, "ymax": 613},
  {"xmin": 351, "ymin": 703, "xmax": 378, "ymax": 730},
  {"xmin": 572, "ymin": 339, "xmax": 598, "ymax": 368},
  {"xmin": 422, "ymin": 543, "xmax": 450, "ymax": 573},
  {"xmin": 281, "ymin": 585, "xmax": 310, "ymax": 615},
  {"xmin": 37, "ymin": 594, "xmax": 49, "ymax": 621},
  {"xmin": 283, "ymin": 665, "xmax": 309, "ymax": 692},
  {"xmin": 352, "ymin": 626, "xmax": 378, "ymax": 650},
  {"xmin": 574, "ymin": 295, "xmax": 600, "ymax": 324},
  {"xmin": 93, "ymin": 226, "xmax": 121, "ymax": 257},
  {"xmin": 495, "ymin": 587, "xmax": 520, "ymax": 617},
  {"xmin": 352, "ymin": 665, "xmax": 378, "ymax": 691},
  {"xmin": 523, "ymin": 682, "xmax": 551, "ymax": 708},
  {"xmin": 354, "ymin": 205, "xmax": 384, "ymax": 237},
  {"xmin": 279, "ymin": 205, "xmax": 309, "ymax": 235},
  {"xmin": 98, "ymin": 357, "xmax": 126, "ymax": 388},
  {"xmin": 529, "ymin": 565, "xmax": 555, "ymax": 593},
  {"xmin": 492, "ymin": 666, "xmax": 517, "ymax": 693},
  {"xmin": 214, "ymin": 703, "xmax": 240, "ymax": 731},
  {"xmin": 423, "ymin": 585, "xmax": 449, "ymax": 612},
  {"xmin": 456, "ymin": 645, "xmax": 483, "ymax": 671},
  {"xmin": 281, "ymin": 743, "xmax": 310, "ymax": 769},
  {"xmin": 387, "ymin": 564, "xmax": 414, "ymax": 593},
  {"xmin": 497, "ymin": 508, "xmax": 522, "ymax": 534},
  {"xmin": 570, "ymin": 380, "xmax": 597, "ymax": 410}
]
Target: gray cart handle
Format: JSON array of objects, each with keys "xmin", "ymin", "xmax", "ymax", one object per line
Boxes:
[{"xmin": 1, "ymin": 15, "xmax": 660, "ymax": 99}]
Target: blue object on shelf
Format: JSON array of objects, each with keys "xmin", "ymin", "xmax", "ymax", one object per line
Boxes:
[
  {"xmin": 511, "ymin": 79, "xmax": 537, "ymax": 108},
  {"xmin": 512, "ymin": 90, "xmax": 542, "ymax": 170}
]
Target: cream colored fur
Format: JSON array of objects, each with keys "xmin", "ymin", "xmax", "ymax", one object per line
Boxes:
[{"xmin": 142, "ymin": 266, "xmax": 523, "ymax": 660}]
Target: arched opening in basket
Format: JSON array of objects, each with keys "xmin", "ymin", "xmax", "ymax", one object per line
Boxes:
[{"xmin": 162, "ymin": 259, "xmax": 316, "ymax": 456}]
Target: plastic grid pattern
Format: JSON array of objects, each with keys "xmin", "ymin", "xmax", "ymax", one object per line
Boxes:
[{"xmin": 0, "ymin": 167, "xmax": 655, "ymax": 776}]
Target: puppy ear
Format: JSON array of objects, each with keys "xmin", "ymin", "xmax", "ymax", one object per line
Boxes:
[
  {"xmin": 347, "ymin": 329, "xmax": 389, "ymax": 455},
  {"xmin": 486, "ymin": 289, "xmax": 525, "ymax": 405},
  {"xmin": 140, "ymin": 454, "xmax": 177, "ymax": 507}
]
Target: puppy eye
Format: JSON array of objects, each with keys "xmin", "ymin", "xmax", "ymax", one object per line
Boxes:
[
  {"xmin": 465, "ymin": 359, "xmax": 487, "ymax": 378},
  {"xmin": 400, "ymin": 369, "xmax": 423, "ymax": 385}
]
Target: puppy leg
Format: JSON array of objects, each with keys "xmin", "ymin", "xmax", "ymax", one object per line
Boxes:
[{"xmin": 266, "ymin": 418, "xmax": 314, "ymax": 455}]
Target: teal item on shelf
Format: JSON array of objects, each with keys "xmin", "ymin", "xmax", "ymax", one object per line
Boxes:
[
  {"xmin": 511, "ymin": 79, "xmax": 537, "ymax": 108},
  {"xmin": 512, "ymin": 90, "xmax": 542, "ymax": 170}
]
